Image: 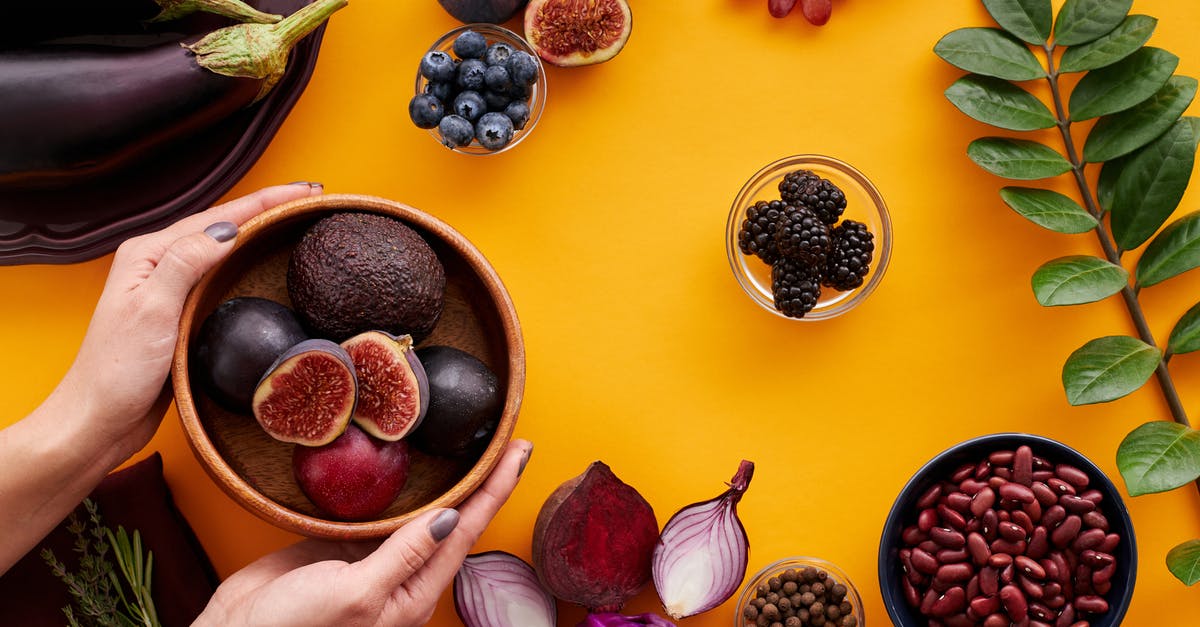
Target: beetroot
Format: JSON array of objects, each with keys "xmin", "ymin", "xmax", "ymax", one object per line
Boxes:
[{"xmin": 532, "ymin": 461, "xmax": 659, "ymax": 612}]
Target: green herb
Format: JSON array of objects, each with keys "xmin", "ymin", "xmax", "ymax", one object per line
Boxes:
[
  {"xmin": 41, "ymin": 499, "xmax": 161, "ymax": 627},
  {"xmin": 937, "ymin": 0, "xmax": 1200, "ymax": 585}
]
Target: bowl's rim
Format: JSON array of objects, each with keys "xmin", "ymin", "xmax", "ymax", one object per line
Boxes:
[
  {"xmin": 725, "ymin": 153, "xmax": 893, "ymax": 321},
  {"xmin": 876, "ymin": 432, "xmax": 1137, "ymax": 627},
  {"xmin": 733, "ymin": 555, "xmax": 866, "ymax": 627},
  {"xmin": 414, "ymin": 23, "xmax": 548, "ymax": 156},
  {"xmin": 171, "ymin": 193, "xmax": 526, "ymax": 540}
]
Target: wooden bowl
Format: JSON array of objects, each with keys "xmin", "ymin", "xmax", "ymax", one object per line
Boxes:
[{"xmin": 171, "ymin": 194, "xmax": 524, "ymax": 539}]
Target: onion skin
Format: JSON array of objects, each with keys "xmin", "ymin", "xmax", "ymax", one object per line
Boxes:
[
  {"xmin": 652, "ymin": 460, "xmax": 755, "ymax": 619},
  {"xmin": 454, "ymin": 551, "xmax": 556, "ymax": 627},
  {"xmin": 577, "ymin": 613, "xmax": 677, "ymax": 627}
]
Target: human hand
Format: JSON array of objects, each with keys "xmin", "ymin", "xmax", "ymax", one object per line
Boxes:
[
  {"xmin": 55, "ymin": 183, "xmax": 323, "ymax": 459},
  {"xmin": 196, "ymin": 438, "xmax": 533, "ymax": 627}
]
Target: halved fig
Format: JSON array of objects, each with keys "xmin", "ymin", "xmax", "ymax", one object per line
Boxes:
[
  {"xmin": 524, "ymin": 0, "xmax": 632, "ymax": 67},
  {"xmin": 251, "ymin": 339, "xmax": 356, "ymax": 446},
  {"xmin": 340, "ymin": 331, "xmax": 429, "ymax": 441}
]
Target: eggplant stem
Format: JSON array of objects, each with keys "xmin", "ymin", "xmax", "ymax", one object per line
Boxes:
[{"xmin": 152, "ymin": 0, "xmax": 282, "ymax": 24}]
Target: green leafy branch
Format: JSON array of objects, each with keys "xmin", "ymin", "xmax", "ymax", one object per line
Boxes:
[
  {"xmin": 936, "ymin": 0, "xmax": 1200, "ymax": 584},
  {"xmin": 41, "ymin": 499, "xmax": 161, "ymax": 627}
]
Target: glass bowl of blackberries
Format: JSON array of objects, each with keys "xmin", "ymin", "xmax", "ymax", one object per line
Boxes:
[
  {"xmin": 411, "ymin": 24, "xmax": 547, "ymax": 155},
  {"xmin": 726, "ymin": 155, "xmax": 892, "ymax": 320},
  {"xmin": 735, "ymin": 556, "xmax": 865, "ymax": 627}
]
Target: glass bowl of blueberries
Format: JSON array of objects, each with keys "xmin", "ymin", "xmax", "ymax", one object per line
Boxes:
[{"xmin": 412, "ymin": 24, "xmax": 547, "ymax": 155}]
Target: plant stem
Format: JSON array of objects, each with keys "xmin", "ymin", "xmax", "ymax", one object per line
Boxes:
[{"xmin": 1041, "ymin": 44, "xmax": 1193, "ymax": 430}]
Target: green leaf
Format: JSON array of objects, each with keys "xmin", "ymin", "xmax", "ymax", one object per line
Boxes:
[
  {"xmin": 1167, "ymin": 539, "xmax": 1200, "ymax": 586},
  {"xmin": 1083, "ymin": 76, "xmax": 1198, "ymax": 163},
  {"xmin": 1062, "ymin": 335, "xmax": 1160, "ymax": 405},
  {"xmin": 945, "ymin": 75, "xmax": 1056, "ymax": 131},
  {"xmin": 1168, "ymin": 302, "xmax": 1200, "ymax": 355},
  {"xmin": 934, "ymin": 28, "xmax": 1045, "ymax": 81},
  {"xmin": 1068, "ymin": 47, "xmax": 1178, "ymax": 121},
  {"xmin": 1111, "ymin": 118, "xmax": 1198, "ymax": 250},
  {"xmin": 1116, "ymin": 421, "xmax": 1200, "ymax": 495},
  {"xmin": 1059, "ymin": 14, "xmax": 1156, "ymax": 73},
  {"xmin": 1096, "ymin": 156, "xmax": 1125, "ymax": 212},
  {"xmin": 1053, "ymin": 0, "xmax": 1132, "ymax": 46},
  {"xmin": 999, "ymin": 187, "xmax": 1097, "ymax": 233},
  {"xmin": 983, "ymin": 0, "xmax": 1053, "ymax": 44},
  {"xmin": 968, "ymin": 138, "xmax": 1072, "ymax": 179},
  {"xmin": 1137, "ymin": 212, "xmax": 1200, "ymax": 287},
  {"xmin": 1032, "ymin": 256, "xmax": 1128, "ymax": 306}
]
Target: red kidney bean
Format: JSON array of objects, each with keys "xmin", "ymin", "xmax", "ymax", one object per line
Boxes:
[
  {"xmin": 1055, "ymin": 464, "xmax": 1090, "ymax": 488},
  {"xmin": 1099, "ymin": 533, "xmax": 1120, "ymax": 553},
  {"xmin": 1027, "ymin": 527, "xmax": 1050, "ymax": 559},
  {"xmin": 1092, "ymin": 561, "xmax": 1116, "ymax": 585},
  {"xmin": 1032, "ymin": 470, "xmax": 1055, "ymax": 482},
  {"xmin": 970, "ymin": 595, "xmax": 1001, "ymax": 617},
  {"xmin": 1081, "ymin": 510, "xmax": 1108, "ymax": 531},
  {"xmin": 998, "ymin": 510, "xmax": 1011, "ymax": 522},
  {"xmin": 1033, "ymin": 455, "xmax": 1053, "ymax": 470},
  {"xmin": 1047, "ymin": 478, "xmax": 1076, "ymax": 496},
  {"xmin": 904, "ymin": 525, "xmax": 929, "ymax": 545},
  {"xmin": 1094, "ymin": 579, "xmax": 1111, "ymax": 595},
  {"xmin": 1074, "ymin": 565, "xmax": 1092, "ymax": 591},
  {"xmin": 1000, "ymin": 563, "xmax": 1015, "ymax": 584},
  {"xmin": 1051, "ymin": 515, "xmax": 1082, "ymax": 548},
  {"xmin": 1029, "ymin": 602, "xmax": 1054, "ymax": 621},
  {"xmin": 1022, "ymin": 499, "xmax": 1043, "ymax": 522},
  {"xmin": 993, "ymin": 467, "xmax": 1014, "ymax": 480},
  {"xmin": 983, "ymin": 614, "xmax": 1008, "ymax": 627},
  {"xmin": 951, "ymin": 463, "xmax": 975, "ymax": 483},
  {"xmin": 1059, "ymin": 494, "xmax": 1096, "ymax": 514},
  {"xmin": 1055, "ymin": 603, "xmax": 1075, "ymax": 627},
  {"xmin": 945, "ymin": 491, "xmax": 972, "ymax": 512},
  {"xmin": 938, "ymin": 548, "xmax": 970, "ymax": 564},
  {"xmin": 1041, "ymin": 557, "xmax": 1060, "ymax": 582},
  {"xmin": 937, "ymin": 563, "xmax": 973, "ymax": 584},
  {"xmin": 1014, "ymin": 445, "xmax": 1034, "ymax": 485},
  {"xmin": 1080, "ymin": 550, "xmax": 1113, "ymax": 569},
  {"xmin": 1016, "ymin": 555, "xmax": 1047, "ymax": 580},
  {"xmin": 992, "ymin": 538, "xmax": 1027, "ymax": 556},
  {"xmin": 918, "ymin": 484, "xmax": 944, "ymax": 509},
  {"xmin": 919, "ymin": 508, "xmax": 939, "ymax": 532},
  {"xmin": 932, "ymin": 586, "xmax": 967, "ymax": 617},
  {"xmin": 1000, "ymin": 584, "xmax": 1028, "ymax": 620},
  {"xmin": 1043, "ymin": 582, "xmax": 1062, "ymax": 600},
  {"xmin": 933, "ymin": 527, "xmax": 967, "ymax": 549},
  {"xmin": 981, "ymin": 509, "xmax": 999, "ymax": 540},
  {"xmin": 1079, "ymin": 489, "xmax": 1103, "ymax": 504},
  {"xmin": 940, "ymin": 504, "xmax": 967, "ymax": 530},
  {"xmin": 989, "ymin": 553, "xmax": 1013, "ymax": 568},
  {"xmin": 960, "ymin": 479, "xmax": 990, "ymax": 495},
  {"xmin": 920, "ymin": 588, "xmax": 939, "ymax": 615},
  {"xmin": 1072, "ymin": 528, "xmax": 1104, "ymax": 552},
  {"xmin": 903, "ymin": 576, "xmax": 921, "ymax": 607},
  {"xmin": 975, "ymin": 459, "xmax": 992, "ymax": 480},
  {"xmin": 932, "ymin": 577, "xmax": 955, "ymax": 593},
  {"xmin": 1042, "ymin": 505, "xmax": 1067, "ymax": 530},
  {"xmin": 999, "ymin": 482, "xmax": 1036, "ymax": 503},
  {"xmin": 919, "ymin": 540, "xmax": 941, "ymax": 554},
  {"xmin": 1048, "ymin": 552, "xmax": 1071, "ymax": 585},
  {"xmin": 1074, "ymin": 595, "xmax": 1108, "ymax": 614},
  {"xmin": 912, "ymin": 547, "xmax": 939, "ymax": 575},
  {"xmin": 1012, "ymin": 510, "xmax": 1035, "ymax": 533},
  {"xmin": 999, "ymin": 521, "xmax": 1027, "ymax": 542},
  {"xmin": 1019, "ymin": 574, "xmax": 1045, "ymax": 599},
  {"xmin": 966, "ymin": 574, "xmax": 980, "ymax": 600},
  {"xmin": 988, "ymin": 476, "xmax": 1007, "ymax": 490},
  {"xmin": 970, "ymin": 487, "xmax": 996, "ymax": 518},
  {"xmin": 980, "ymin": 566, "xmax": 999, "ymax": 595},
  {"xmin": 1032, "ymin": 482, "xmax": 1058, "ymax": 506},
  {"xmin": 989, "ymin": 450, "xmax": 1015, "ymax": 465},
  {"xmin": 967, "ymin": 532, "xmax": 991, "ymax": 565}
]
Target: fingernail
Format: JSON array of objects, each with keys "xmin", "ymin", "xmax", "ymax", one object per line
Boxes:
[
  {"xmin": 518, "ymin": 444, "xmax": 533, "ymax": 476},
  {"xmin": 288, "ymin": 180, "xmax": 323, "ymax": 188},
  {"xmin": 429, "ymin": 509, "xmax": 460, "ymax": 542},
  {"xmin": 204, "ymin": 221, "xmax": 237, "ymax": 243}
]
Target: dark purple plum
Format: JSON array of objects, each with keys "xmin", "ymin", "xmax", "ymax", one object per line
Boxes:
[
  {"xmin": 411, "ymin": 346, "xmax": 503, "ymax": 457},
  {"xmin": 192, "ymin": 297, "xmax": 308, "ymax": 413},
  {"xmin": 436, "ymin": 0, "xmax": 527, "ymax": 23}
]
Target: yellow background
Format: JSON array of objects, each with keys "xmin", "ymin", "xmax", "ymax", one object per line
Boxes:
[{"xmin": 3, "ymin": 0, "xmax": 1200, "ymax": 624}]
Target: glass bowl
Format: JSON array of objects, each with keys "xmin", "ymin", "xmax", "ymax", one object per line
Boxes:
[
  {"xmin": 414, "ymin": 24, "xmax": 547, "ymax": 155},
  {"xmin": 726, "ymin": 155, "xmax": 892, "ymax": 320},
  {"xmin": 734, "ymin": 556, "xmax": 865, "ymax": 627}
]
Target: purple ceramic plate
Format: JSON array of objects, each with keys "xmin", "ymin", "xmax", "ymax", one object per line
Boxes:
[{"xmin": 0, "ymin": 0, "xmax": 327, "ymax": 265}]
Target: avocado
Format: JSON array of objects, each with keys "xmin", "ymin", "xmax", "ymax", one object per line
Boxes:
[{"xmin": 287, "ymin": 212, "xmax": 446, "ymax": 342}]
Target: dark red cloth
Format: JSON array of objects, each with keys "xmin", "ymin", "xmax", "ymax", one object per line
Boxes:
[{"xmin": 0, "ymin": 453, "xmax": 217, "ymax": 626}]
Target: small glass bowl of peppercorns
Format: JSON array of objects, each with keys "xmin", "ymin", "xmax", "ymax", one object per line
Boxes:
[{"xmin": 735, "ymin": 557, "xmax": 864, "ymax": 627}]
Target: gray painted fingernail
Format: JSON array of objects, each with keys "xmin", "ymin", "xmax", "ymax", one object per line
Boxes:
[
  {"xmin": 429, "ymin": 509, "xmax": 460, "ymax": 542},
  {"xmin": 204, "ymin": 221, "xmax": 237, "ymax": 243},
  {"xmin": 518, "ymin": 444, "xmax": 533, "ymax": 476}
]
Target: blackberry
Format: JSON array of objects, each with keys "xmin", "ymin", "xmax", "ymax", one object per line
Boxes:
[
  {"xmin": 772, "ymin": 257, "xmax": 822, "ymax": 318},
  {"xmin": 778, "ymin": 170, "xmax": 847, "ymax": 225},
  {"xmin": 737, "ymin": 199, "xmax": 788, "ymax": 264},
  {"xmin": 774, "ymin": 206, "xmax": 830, "ymax": 267},
  {"xmin": 823, "ymin": 220, "xmax": 875, "ymax": 291}
]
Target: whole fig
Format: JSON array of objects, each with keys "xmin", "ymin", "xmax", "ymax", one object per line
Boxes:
[
  {"xmin": 532, "ymin": 462, "xmax": 659, "ymax": 612},
  {"xmin": 192, "ymin": 297, "xmax": 307, "ymax": 412},
  {"xmin": 438, "ymin": 0, "xmax": 528, "ymax": 24},
  {"xmin": 293, "ymin": 424, "xmax": 411, "ymax": 521}
]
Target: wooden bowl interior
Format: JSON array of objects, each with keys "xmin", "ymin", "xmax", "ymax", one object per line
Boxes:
[{"xmin": 175, "ymin": 196, "xmax": 520, "ymax": 538}]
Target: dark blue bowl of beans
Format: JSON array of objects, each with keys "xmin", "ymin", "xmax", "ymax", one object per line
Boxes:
[{"xmin": 878, "ymin": 433, "xmax": 1136, "ymax": 627}]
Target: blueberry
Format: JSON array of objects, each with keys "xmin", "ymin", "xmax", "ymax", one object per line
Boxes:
[
  {"xmin": 419, "ymin": 51, "xmax": 456, "ymax": 83},
  {"xmin": 484, "ymin": 42, "xmax": 514, "ymax": 67},
  {"xmin": 409, "ymin": 93, "xmax": 445, "ymax": 129},
  {"xmin": 483, "ymin": 89, "xmax": 512, "ymax": 112},
  {"xmin": 452, "ymin": 30, "xmax": 487, "ymax": 59},
  {"xmin": 484, "ymin": 65, "xmax": 512, "ymax": 92},
  {"xmin": 425, "ymin": 81, "xmax": 455, "ymax": 104},
  {"xmin": 457, "ymin": 58, "xmax": 486, "ymax": 91},
  {"xmin": 475, "ymin": 112, "xmax": 514, "ymax": 151},
  {"xmin": 503, "ymin": 100, "xmax": 531, "ymax": 130},
  {"xmin": 507, "ymin": 82, "xmax": 530, "ymax": 101},
  {"xmin": 453, "ymin": 90, "xmax": 487, "ymax": 122},
  {"xmin": 506, "ymin": 51, "xmax": 538, "ymax": 85},
  {"xmin": 438, "ymin": 114, "xmax": 475, "ymax": 148}
]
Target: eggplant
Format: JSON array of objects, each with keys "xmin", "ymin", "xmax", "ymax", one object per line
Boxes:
[
  {"xmin": 0, "ymin": 0, "xmax": 281, "ymax": 48},
  {"xmin": 0, "ymin": 0, "xmax": 346, "ymax": 189}
]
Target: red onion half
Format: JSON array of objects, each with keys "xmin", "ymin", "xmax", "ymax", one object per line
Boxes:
[
  {"xmin": 577, "ymin": 612, "xmax": 677, "ymax": 627},
  {"xmin": 652, "ymin": 460, "xmax": 755, "ymax": 619},
  {"xmin": 453, "ymin": 551, "xmax": 556, "ymax": 627}
]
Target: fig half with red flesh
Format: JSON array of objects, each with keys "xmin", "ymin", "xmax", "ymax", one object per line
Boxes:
[
  {"xmin": 524, "ymin": 0, "xmax": 632, "ymax": 67},
  {"xmin": 251, "ymin": 339, "xmax": 357, "ymax": 446},
  {"xmin": 340, "ymin": 331, "xmax": 429, "ymax": 442}
]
